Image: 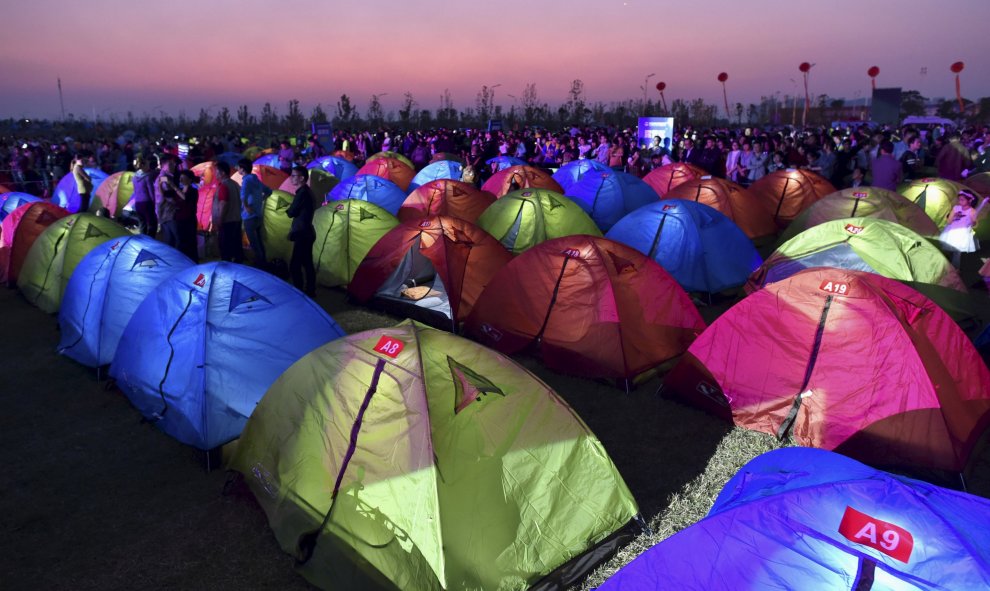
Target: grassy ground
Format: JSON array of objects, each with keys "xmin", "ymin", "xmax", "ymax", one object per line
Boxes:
[{"xmin": 1, "ymin": 261, "xmax": 988, "ymax": 590}]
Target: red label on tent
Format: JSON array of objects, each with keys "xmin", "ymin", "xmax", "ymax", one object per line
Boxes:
[
  {"xmin": 373, "ymin": 335, "xmax": 404, "ymax": 358},
  {"xmin": 334, "ymin": 203, "xmax": 345, "ymax": 211},
  {"xmin": 109, "ymin": 241, "xmax": 121, "ymax": 251},
  {"xmin": 839, "ymin": 506, "xmax": 914, "ymax": 563},
  {"xmin": 920, "ymin": 177, "xmax": 936, "ymax": 183},
  {"xmin": 662, "ymin": 204, "xmax": 677, "ymax": 211},
  {"xmin": 193, "ymin": 273, "xmax": 207, "ymax": 288},
  {"xmin": 562, "ymin": 248, "xmax": 581, "ymax": 258},
  {"xmin": 418, "ymin": 220, "xmax": 431, "ymax": 228},
  {"xmin": 819, "ymin": 280, "xmax": 849, "ymax": 295},
  {"xmin": 853, "ymin": 191, "xmax": 868, "ymax": 198},
  {"xmin": 844, "ymin": 224, "xmax": 864, "ymax": 235}
]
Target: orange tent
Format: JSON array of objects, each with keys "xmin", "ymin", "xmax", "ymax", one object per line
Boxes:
[
  {"xmin": 0, "ymin": 202, "xmax": 69, "ymax": 285},
  {"xmin": 232, "ymin": 164, "xmax": 288, "ymax": 191},
  {"xmin": 642, "ymin": 162, "xmax": 707, "ymax": 197},
  {"xmin": 357, "ymin": 157, "xmax": 415, "ymax": 192},
  {"xmin": 481, "ymin": 165, "xmax": 563, "ymax": 198},
  {"xmin": 663, "ymin": 176, "xmax": 776, "ymax": 240},
  {"xmin": 749, "ymin": 169, "xmax": 836, "ymax": 229},
  {"xmin": 398, "ymin": 179, "xmax": 495, "ymax": 224}
]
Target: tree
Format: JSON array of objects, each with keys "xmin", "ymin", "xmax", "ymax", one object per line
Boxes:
[
  {"xmin": 284, "ymin": 99, "xmax": 304, "ymax": 132},
  {"xmin": 670, "ymin": 99, "xmax": 689, "ymax": 124},
  {"xmin": 214, "ymin": 106, "xmax": 232, "ymax": 129},
  {"xmin": 334, "ymin": 94, "xmax": 357, "ymax": 128},
  {"xmin": 475, "ymin": 85, "xmax": 495, "ymax": 123},
  {"xmin": 398, "ymin": 92, "xmax": 417, "ymax": 128},
  {"xmin": 237, "ymin": 104, "xmax": 254, "ymax": 127},
  {"xmin": 310, "ymin": 103, "xmax": 328, "ymax": 124},
  {"xmin": 367, "ymin": 94, "xmax": 385, "ymax": 127},
  {"xmin": 735, "ymin": 102, "xmax": 744, "ymax": 125},
  {"xmin": 522, "ymin": 83, "xmax": 540, "ymax": 125},
  {"xmin": 565, "ymin": 79, "xmax": 586, "ymax": 125},
  {"xmin": 747, "ymin": 103, "xmax": 759, "ymax": 124},
  {"xmin": 900, "ymin": 90, "xmax": 927, "ymax": 118},
  {"xmin": 261, "ymin": 102, "xmax": 277, "ymax": 135},
  {"xmin": 437, "ymin": 89, "xmax": 456, "ymax": 127}
]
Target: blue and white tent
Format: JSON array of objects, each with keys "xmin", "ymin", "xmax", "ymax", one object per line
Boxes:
[
  {"xmin": 0, "ymin": 192, "xmax": 42, "ymax": 221},
  {"xmin": 551, "ymin": 159, "xmax": 611, "ymax": 192},
  {"xmin": 326, "ymin": 174, "xmax": 406, "ymax": 215},
  {"xmin": 53, "ymin": 168, "xmax": 109, "ymax": 213},
  {"xmin": 307, "ymin": 155, "xmax": 358, "ymax": 181},
  {"xmin": 408, "ymin": 160, "xmax": 463, "ymax": 192}
]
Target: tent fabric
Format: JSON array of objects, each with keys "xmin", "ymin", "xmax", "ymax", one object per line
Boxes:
[
  {"xmin": 357, "ymin": 157, "xmax": 416, "ymax": 192},
  {"xmin": 398, "ymin": 179, "xmax": 495, "ymax": 224},
  {"xmin": 228, "ymin": 320, "xmax": 640, "ymax": 591},
  {"xmin": 253, "ymin": 154, "xmax": 281, "ymax": 168},
  {"xmin": 964, "ymin": 172, "xmax": 990, "ymax": 239},
  {"xmin": 53, "ymin": 168, "xmax": 110, "ymax": 213},
  {"xmin": 110, "ymin": 262, "xmax": 345, "ymax": 450},
  {"xmin": 898, "ymin": 177, "xmax": 968, "ymax": 230},
  {"xmin": 260, "ymin": 190, "xmax": 297, "ymax": 263},
  {"xmin": 775, "ymin": 186, "xmax": 940, "ymax": 246},
  {"xmin": 17, "ymin": 214, "xmax": 130, "ymax": 313},
  {"xmin": 485, "ymin": 155, "xmax": 527, "ymax": 172},
  {"xmin": 57, "ymin": 235, "xmax": 194, "ymax": 367},
  {"xmin": 348, "ymin": 216, "xmax": 512, "ymax": 324},
  {"xmin": 564, "ymin": 170, "xmax": 659, "ymax": 231},
  {"xmin": 91, "ymin": 171, "xmax": 136, "ymax": 217},
  {"xmin": 277, "ymin": 169, "xmax": 339, "ymax": 203},
  {"xmin": 0, "ymin": 202, "xmax": 69, "ymax": 285},
  {"xmin": 476, "ymin": 189, "xmax": 602, "ymax": 254},
  {"xmin": 641, "ymin": 162, "xmax": 707, "ymax": 197},
  {"xmin": 409, "ymin": 160, "xmax": 464, "ymax": 192},
  {"xmin": 0, "ymin": 192, "xmax": 42, "ymax": 221},
  {"xmin": 607, "ymin": 200, "xmax": 762, "ymax": 293},
  {"xmin": 313, "ymin": 200, "xmax": 399, "ymax": 287},
  {"xmin": 466, "ymin": 235, "xmax": 705, "ymax": 379},
  {"xmin": 307, "ymin": 155, "xmax": 358, "ymax": 181},
  {"xmin": 367, "ymin": 150, "xmax": 414, "ymax": 170},
  {"xmin": 551, "ymin": 159, "xmax": 612, "ymax": 192},
  {"xmin": 747, "ymin": 217, "xmax": 966, "ymax": 294},
  {"xmin": 749, "ymin": 169, "xmax": 836, "ymax": 229},
  {"xmin": 232, "ymin": 164, "xmax": 288, "ymax": 191},
  {"xmin": 481, "ymin": 165, "xmax": 563, "ymax": 198},
  {"xmin": 600, "ymin": 447, "xmax": 990, "ymax": 591},
  {"xmin": 662, "ymin": 176, "xmax": 777, "ymax": 240},
  {"xmin": 326, "ymin": 174, "xmax": 407, "ymax": 215},
  {"xmin": 664, "ymin": 268, "xmax": 990, "ymax": 472},
  {"xmin": 215, "ymin": 152, "xmax": 242, "ymax": 167}
]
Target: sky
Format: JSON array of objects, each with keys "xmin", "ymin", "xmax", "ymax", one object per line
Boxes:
[{"xmin": 2, "ymin": 0, "xmax": 989, "ymax": 121}]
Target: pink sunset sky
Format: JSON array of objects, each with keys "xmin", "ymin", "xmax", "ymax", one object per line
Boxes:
[{"xmin": 2, "ymin": 0, "xmax": 988, "ymax": 120}]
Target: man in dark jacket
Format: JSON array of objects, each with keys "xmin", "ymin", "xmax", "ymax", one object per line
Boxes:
[{"xmin": 286, "ymin": 165, "xmax": 316, "ymax": 297}]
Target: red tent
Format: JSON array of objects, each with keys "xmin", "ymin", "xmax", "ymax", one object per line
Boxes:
[
  {"xmin": 642, "ymin": 162, "xmax": 707, "ymax": 197},
  {"xmin": 357, "ymin": 157, "xmax": 415, "ymax": 192},
  {"xmin": 662, "ymin": 176, "xmax": 776, "ymax": 240},
  {"xmin": 466, "ymin": 235, "xmax": 705, "ymax": 379},
  {"xmin": 664, "ymin": 268, "xmax": 990, "ymax": 473},
  {"xmin": 481, "ymin": 165, "xmax": 563, "ymax": 198},
  {"xmin": 232, "ymin": 164, "xmax": 287, "ymax": 191},
  {"xmin": 398, "ymin": 179, "xmax": 495, "ymax": 224},
  {"xmin": 749, "ymin": 169, "xmax": 836, "ymax": 229},
  {"xmin": 0, "ymin": 202, "xmax": 69, "ymax": 285}
]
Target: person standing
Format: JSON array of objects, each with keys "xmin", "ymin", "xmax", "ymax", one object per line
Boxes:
[
  {"xmin": 71, "ymin": 153, "xmax": 94, "ymax": 212},
  {"xmin": 212, "ymin": 162, "xmax": 244, "ymax": 263},
  {"xmin": 286, "ymin": 165, "xmax": 316, "ymax": 296},
  {"xmin": 175, "ymin": 170, "xmax": 199, "ymax": 262},
  {"xmin": 939, "ymin": 189, "xmax": 989, "ymax": 267},
  {"xmin": 237, "ymin": 159, "xmax": 272, "ymax": 268},
  {"xmin": 869, "ymin": 141, "xmax": 902, "ymax": 191},
  {"xmin": 133, "ymin": 157, "xmax": 158, "ymax": 237}
]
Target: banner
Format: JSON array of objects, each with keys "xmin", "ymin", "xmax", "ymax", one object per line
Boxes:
[{"xmin": 637, "ymin": 117, "xmax": 675, "ymax": 151}]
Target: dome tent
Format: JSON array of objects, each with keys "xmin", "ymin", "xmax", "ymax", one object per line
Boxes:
[
  {"xmin": 551, "ymin": 159, "xmax": 611, "ymax": 192},
  {"xmin": 231, "ymin": 164, "xmax": 288, "ymax": 191},
  {"xmin": 899, "ymin": 177, "xmax": 967, "ymax": 230},
  {"xmin": 485, "ymin": 155, "xmax": 527, "ymax": 172},
  {"xmin": 57, "ymin": 235, "xmax": 194, "ymax": 368},
  {"xmin": 749, "ymin": 168, "xmax": 835, "ymax": 229},
  {"xmin": 259, "ymin": 189, "xmax": 296, "ymax": 264},
  {"xmin": 367, "ymin": 150, "xmax": 414, "ymax": 170},
  {"xmin": 600, "ymin": 448, "xmax": 990, "ymax": 591},
  {"xmin": 53, "ymin": 168, "xmax": 110, "ymax": 213},
  {"xmin": 564, "ymin": 171, "xmax": 659, "ymax": 231},
  {"xmin": 110, "ymin": 262, "xmax": 345, "ymax": 450},
  {"xmin": 466, "ymin": 235, "xmax": 705, "ymax": 380},
  {"xmin": 476, "ymin": 189, "xmax": 601, "ymax": 254},
  {"xmin": 0, "ymin": 201, "xmax": 69, "ymax": 285},
  {"xmin": 641, "ymin": 162, "xmax": 707, "ymax": 197},
  {"xmin": 481, "ymin": 165, "xmax": 563, "ymax": 198},
  {"xmin": 662, "ymin": 176, "xmax": 776, "ymax": 241},
  {"xmin": 91, "ymin": 171, "xmax": 136, "ymax": 217},
  {"xmin": 0, "ymin": 192, "xmax": 42, "ymax": 221},
  {"xmin": 326, "ymin": 174, "xmax": 407, "ymax": 215},
  {"xmin": 307, "ymin": 154, "xmax": 358, "ymax": 181},
  {"xmin": 18, "ymin": 213, "xmax": 130, "ymax": 313},
  {"xmin": 228, "ymin": 320, "xmax": 641, "ymax": 591},
  {"xmin": 398, "ymin": 179, "xmax": 495, "ymax": 224},
  {"xmin": 664, "ymin": 268, "xmax": 990, "ymax": 473},
  {"xmin": 313, "ymin": 200, "xmax": 399, "ymax": 287},
  {"xmin": 606, "ymin": 200, "xmax": 762, "ymax": 293},
  {"xmin": 278, "ymin": 168, "xmax": 340, "ymax": 203},
  {"xmin": 408, "ymin": 160, "xmax": 464, "ymax": 192},
  {"xmin": 357, "ymin": 157, "xmax": 415, "ymax": 192}
]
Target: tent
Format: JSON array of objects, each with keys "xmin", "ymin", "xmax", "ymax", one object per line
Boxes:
[
  {"xmin": 215, "ymin": 151, "xmax": 242, "ymax": 167},
  {"xmin": 485, "ymin": 155, "xmax": 527, "ymax": 172},
  {"xmin": 898, "ymin": 177, "xmax": 967, "ymax": 230},
  {"xmin": 963, "ymin": 172, "xmax": 990, "ymax": 239},
  {"xmin": 0, "ymin": 192, "xmax": 42, "ymax": 221},
  {"xmin": 57, "ymin": 235, "xmax": 194, "ymax": 368},
  {"xmin": 564, "ymin": 170, "xmax": 659, "ymax": 231},
  {"xmin": 232, "ymin": 164, "xmax": 288, "ymax": 191},
  {"xmin": 228, "ymin": 320, "xmax": 641, "ymax": 591},
  {"xmin": 641, "ymin": 162, "xmax": 707, "ymax": 197},
  {"xmin": 551, "ymin": 159, "xmax": 612, "ymax": 192},
  {"xmin": 91, "ymin": 171, "xmax": 136, "ymax": 217},
  {"xmin": 398, "ymin": 179, "xmax": 495, "ymax": 224},
  {"xmin": 357, "ymin": 157, "xmax": 415, "ymax": 192},
  {"xmin": 749, "ymin": 168, "xmax": 836, "ymax": 229},
  {"xmin": 775, "ymin": 186, "xmax": 939, "ymax": 245},
  {"xmin": 747, "ymin": 217, "xmax": 966, "ymax": 294},
  {"xmin": 0, "ymin": 202, "xmax": 69, "ymax": 285},
  {"xmin": 110, "ymin": 262, "xmax": 345, "ymax": 450},
  {"xmin": 367, "ymin": 150, "xmax": 414, "ymax": 170},
  {"xmin": 481, "ymin": 165, "xmax": 563, "ymax": 198},
  {"xmin": 348, "ymin": 216, "xmax": 512, "ymax": 328},
  {"xmin": 664, "ymin": 268, "xmax": 990, "ymax": 472},
  {"xmin": 662, "ymin": 176, "xmax": 776, "ymax": 241},
  {"xmin": 307, "ymin": 155, "xmax": 359, "ymax": 181},
  {"xmin": 253, "ymin": 153, "xmax": 281, "ymax": 168},
  {"xmin": 313, "ymin": 200, "xmax": 399, "ymax": 287},
  {"xmin": 600, "ymin": 447, "xmax": 990, "ymax": 591},
  {"xmin": 260, "ymin": 190, "xmax": 297, "ymax": 263},
  {"xmin": 18, "ymin": 214, "xmax": 130, "ymax": 313},
  {"xmin": 409, "ymin": 160, "xmax": 464, "ymax": 192},
  {"xmin": 606, "ymin": 200, "xmax": 762, "ymax": 293},
  {"xmin": 277, "ymin": 168, "xmax": 339, "ymax": 203},
  {"xmin": 53, "ymin": 168, "xmax": 110, "ymax": 213},
  {"xmin": 466, "ymin": 235, "xmax": 705, "ymax": 379},
  {"xmin": 476, "ymin": 189, "xmax": 601, "ymax": 254},
  {"xmin": 326, "ymin": 175, "xmax": 407, "ymax": 215}
]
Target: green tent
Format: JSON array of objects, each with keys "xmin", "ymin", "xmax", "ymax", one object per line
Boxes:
[
  {"xmin": 309, "ymin": 168, "xmax": 340, "ymax": 202},
  {"xmin": 476, "ymin": 189, "xmax": 601, "ymax": 254},
  {"xmin": 262, "ymin": 190, "xmax": 296, "ymax": 263},
  {"xmin": 898, "ymin": 177, "xmax": 967, "ymax": 230},
  {"xmin": 228, "ymin": 320, "xmax": 640, "ymax": 591},
  {"xmin": 313, "ymin": 199, "xmax": 398, "ymax": 287},
  {"xmin": 17, "ymin": 213, "xmax": 130, "ymax": 313}
]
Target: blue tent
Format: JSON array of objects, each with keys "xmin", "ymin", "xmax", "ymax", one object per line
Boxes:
[
  {"xmin": 57, "ymin": 235, "xmax": 194, "ymax": 368},
  {"xmin": 53, "ymin": 168, "xmax": 110, "ymax": 213},
  {"xmin": 606, "ymin": 199, "xmax": 761, "ymax": 293},
  {"xmin": 326, "ymin": 174, "xmax": 406, "ymax": 215},
  {"xmin": 307, "ymin": 155, "xmax": 358, "ymax": 181},
  {"xmin": 215, "ymin": 151, "xmax": 242, "ymax": 167},
  {"xmin": 551, "ymin": 159, "xmax": 611, "ymax": 192},
  {"xmin": 485, "ymin": 155, "xmax": 526, "ymax": 172},
  {"xmin": 253, "ymin": 153, "xmax": 281, "ymax": 168},
  {"xmin": 408, "ymin": 160, "xmax": 463, "ymax": 192},
  {"xmin": 109, "ymin": 262, "xmax": 346, "ymax": 449},
  {"xmin": 601, "ymin": 448, "xmax": 990, "ymax": 591},
  {"xmin": 1, "ymin": 192, "xmax": 42, "ymax": 221},
  {"xmin": 565, "ymin": 171, "xmax": 658, "ymax": 231}
]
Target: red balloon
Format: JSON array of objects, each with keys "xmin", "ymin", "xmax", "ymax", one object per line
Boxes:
[
  {"xmin": 655, "ymin": 81, "xmax": 666, "ymax": 92},
  {"xmin": 799, "ymin": 62, "xmax": 811, "ymax": 73},
  {"xmin": 717, "ymin": 72, "xmax": 728, "ymax": 83},
  {"xmin": 950, "ymin": 61, "xmax": 965, "ymax": 73},
  {"xmin": 867, "ymin": 66, "xmax": 880, "ymax": 78}
]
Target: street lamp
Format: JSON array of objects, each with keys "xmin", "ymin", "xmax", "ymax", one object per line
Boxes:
[
  {"xmin": 641, "ymin": 73, "xmax": 655, "ymax": 114},
  {"xmin": 490, "ymin": 84, "xmax": 502, "ymax": 115},
  {"xmin": 789, "ymin": 78, "xmax": 798, "ymax": 126}
]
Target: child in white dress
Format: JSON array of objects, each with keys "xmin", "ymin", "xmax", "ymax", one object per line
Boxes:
[{"xmin": 939, "ymin": 189, "xmax": 989, "ymax": 267}]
